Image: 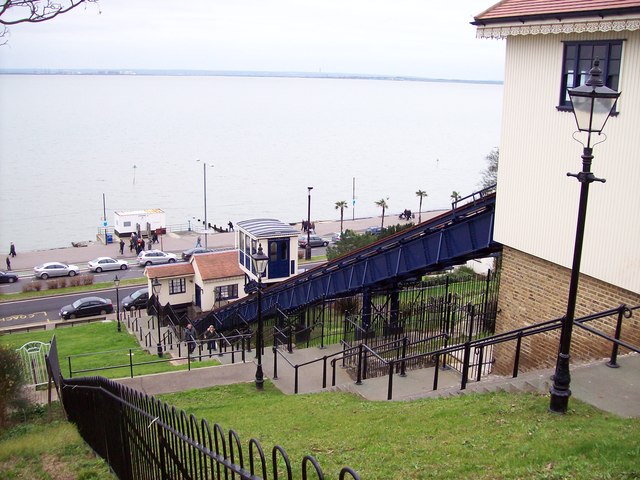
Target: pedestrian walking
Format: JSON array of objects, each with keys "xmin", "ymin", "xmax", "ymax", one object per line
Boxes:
[
  {"xmin": 9, "ymin": 242, "xmax": 16, "ymax": 257},
  {"xmin": 204, "ymin": 325, "xmax": 217, "ymax": 353},
  {"xmin": 185, "ymin": 323, "xmax": 197, "ymax": 355},
  {"xmin": 129, "ymin": 237, "xmax": 135, "ymax": 253},
  {"xmin": 119, "ymin": 239, "xmax": 125, "ymax": 255},
  {"xmin": 228, "ymin": 221, "xmax": 234, "ymax": 231},
  {"xmin": 5, "ymin": 257, "xmax": 11, "ymax": 271},
  {"xmin": 195, "ymin": 236, "xmax": 202, "ymax": 248}
]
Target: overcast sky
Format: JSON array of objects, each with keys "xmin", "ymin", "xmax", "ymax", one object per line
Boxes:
[{"xmin": 0, "ymin": 0, "xmax": 505, "ymax": 81}]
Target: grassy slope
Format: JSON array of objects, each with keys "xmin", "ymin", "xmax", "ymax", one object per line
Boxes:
[
  {"xmin": 0, "ymin": 322, "xmax": 219, "ymax": 378},
  {"xmin": 160, "ymin": 383, "xmax": 640, "ymax": 480},
  {"xmin": 0, "ymin": 405, "xmax": 114, "ymax": 479}
]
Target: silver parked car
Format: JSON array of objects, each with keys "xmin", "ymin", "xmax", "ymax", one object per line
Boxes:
[
  {"xmin": 88, "ymin": 256, "xmax": 129, "ymax": 273},
  {"xmin": 33, "ymin": 262, "xmax": 80, "ymax": 279},
  {"xmin": 137, "ymin": 250, "xmax": 177, "ymax": 267}
]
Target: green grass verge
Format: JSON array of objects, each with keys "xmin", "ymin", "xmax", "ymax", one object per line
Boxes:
[
  {"xmin": 0, "ymin": 322, "xmax": 219, "ymax": 378},
  {"xmin": 160, "ymin": 383, "xmax": 640, "ymax": 480},
  {"xmin": 0, "ymin": 404, "xmax": 115, "ymax": 479},
  {"xmin": 0, "ymin": 277, "xmax": 147, "ymax": 303}
]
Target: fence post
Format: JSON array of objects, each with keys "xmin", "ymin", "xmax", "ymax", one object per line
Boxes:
[
  {"xmin": 387, "ymin": 362, "xmax": 394, "ymax": 400},
  {"xmin": 607, "ymin": 305, "xmax": 626, "ymax": 368},
  {"xmin": 129, "ymin": 349, "xmax": 134, "ymax": 378},
  {"xmin": 273, "ymin": 346, "xmax": 278, "ymax": 379},
  {"xmin": 294, "ymin": 365, "xmax": 299, "ymax": 394},
  {"xmin": 68, "ymin": 356, "xmax": 73, "ymax": 378},
  {"xmin": 400, "ymin": 337, "xmax": 408, "ymax": 377},
  {"xmin": 356, "ymin": 344, "xmax": 363, "ymax": 385},
  {"xmin": 320, "ymin": 297, "xmax": 326, "ymax": 349},
  {"xmin": 322, "ymin": 356, "xmax": 327, "ymax": 389},
  {"xmin": 433, "ymin": 353, "xmax": 440, "ymax": 390},
  {"xmin": 513, "ymin": 332, "xmax": 523, "ymax": 378}
]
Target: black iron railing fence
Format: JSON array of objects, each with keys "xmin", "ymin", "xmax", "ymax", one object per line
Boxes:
[
  {"xmin": 268, "ymin": 304, "xmax": 639, "ymax": 400},
  {"xmin": 46, "ymin": 337, "xmax": 361, "ymax": 480}
]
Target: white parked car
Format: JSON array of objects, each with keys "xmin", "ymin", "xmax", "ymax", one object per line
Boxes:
[
  {"xmin": 88, "ymin": 257, "xmax": 129, "ymax": 273},
  {"xmin": 33, "ymin": 262, "xmax": 80, "ymax": 279},
  {"xmin": 137, "ymin": 250, "xmax": 177, "ymax": 267}
]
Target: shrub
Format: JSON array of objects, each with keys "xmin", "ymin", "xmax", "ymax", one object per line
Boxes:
[
  {"xmin": 46, "ymin": 279, "xmax": 59, "ymax": 289},
  {"xmin": 0, "ymin": 344, "xmax": 28, "ymax": 430},
  {"xmin": 21, "ymin": 283, "xmax": 35, "ymax": 293},
  {"xmin": 81, "ymin": 274, "xmax": 94, "ymax": 285},
  {"xmin": 68, "ymin": 276, "xmax": 80, "ymax": 287},
  {"xmin": 32, "ymin": 282, "xmax": 42, "ymax": 292}
]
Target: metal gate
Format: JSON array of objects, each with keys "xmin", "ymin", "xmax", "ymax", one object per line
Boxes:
[{"xmin": 17, "ymin": 341, "xmax": 50, "ymax": 386}]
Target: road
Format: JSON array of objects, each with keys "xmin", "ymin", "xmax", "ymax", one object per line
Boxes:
[
  {"xmin": 0, "ymin": 285, "xmax": 144, "ymax": 330},
  {"xmin": 0, "ymin": 255, "xmax": 329, "ymax": 330}
]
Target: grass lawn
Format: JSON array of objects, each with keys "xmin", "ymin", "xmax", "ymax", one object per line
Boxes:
[
  {"xmin": 0, "ymin": 322, "xmax": 219, "ymax": 378},
  {"xmin": 160, "ymin": 383, "xmax": 640, "ymax": 480},
  {"xmin": 0, "ymin": 404, "xmax": 114, "ymax": 479},
  {"xmin": 0, "ymin": 277, "xmax": 146, "ymax": 303}
]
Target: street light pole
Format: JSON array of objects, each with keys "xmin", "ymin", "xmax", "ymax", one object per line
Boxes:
[
  {"xmin": 114, "ymin": 275, "xmax": 121, "ymax": 332},
  {"xmin": 549, "ymin": 59, "xmax": 620, "ymax": 414},
  {"xmin": 251, "ymin": 244, "xmax": 269, "ymax": 390},
  {"xmin": 197, "ymin": 160, "xmax": 213, "ymax": 248},
  {"xmin": 305, "ymin": 186, "xmax": 313, "ymax": 260},
  {"xmin": 152, "ymin": 277, "xmax": 163, "ymax": 357}
]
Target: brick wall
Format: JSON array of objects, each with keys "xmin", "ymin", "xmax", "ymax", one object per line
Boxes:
[{"xmin": 493, "ymin": 246, "xmax": 640, "ymax": 375}]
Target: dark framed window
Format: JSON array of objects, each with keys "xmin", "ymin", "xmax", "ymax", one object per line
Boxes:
[
  {"xmin": 558, "ymin": 40, "xmax": 622, "ymax": 110},
  {"xmin": 169, "ymin": 278, "xmax": 186, "ymax": 295},
  {"xmin": 215, "ymin": 284, "xmax": 238, "ymax": 300}
]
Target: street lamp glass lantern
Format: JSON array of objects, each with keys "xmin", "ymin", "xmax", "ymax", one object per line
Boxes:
[
  {"xmin": 568, "ymin": 59, "xmax": 620, "ymax": 134},
  {"xmin": 252, "ymin": 243, "xmax": 269, "ymax": 276},
  {"xmin": 152, "ymin": 277, "xmax": 161, "ymax": 296},
  {"xmin": 114, "ymin": 275, "xmax": 120, "ymax": 288}
]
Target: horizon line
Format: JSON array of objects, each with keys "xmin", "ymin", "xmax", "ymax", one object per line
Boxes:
[{"xmin": 0, "ymin": 68, "xmax": 503, "ymax": 85}]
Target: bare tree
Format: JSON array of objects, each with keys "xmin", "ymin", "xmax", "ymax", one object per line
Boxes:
[
  {"xmin": 479, "ymin": 147, "xmax": 499, "ymax": 189},
  {"xmin": 0, "ymin": 0, "xmax": 99, "ymax": 43}
]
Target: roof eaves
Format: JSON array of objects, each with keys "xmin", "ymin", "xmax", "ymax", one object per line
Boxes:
[{"xmin": 472, "ymin": 6, "xmax": 640, "ymax": 25}]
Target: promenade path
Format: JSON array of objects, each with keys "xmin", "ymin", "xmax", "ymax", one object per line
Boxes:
[{"xmin": 5, "ymin": 213, "xmax": 435, "ymax": 276}]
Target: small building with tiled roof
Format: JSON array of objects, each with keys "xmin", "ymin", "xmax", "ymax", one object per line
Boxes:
[
  {"xmin": 145, "ymin": 250, "xmax": 246, "ymax": 314},
  {"xmin": 472, "ymin": 0, "xmax": 640, "ymax": 375}
]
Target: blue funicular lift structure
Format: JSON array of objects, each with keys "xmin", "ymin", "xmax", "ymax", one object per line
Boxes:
[{"xmin": 199, "ymin": 187, "xmax": 501, "ymax": 333}]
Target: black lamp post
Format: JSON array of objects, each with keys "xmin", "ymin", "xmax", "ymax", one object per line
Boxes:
[
  {"xmin": 114, "ymin": 275, "xmax": 121, "ymax": 332},
  {"xmin": 251, "ymin": 243, "xmax": 269, "ymax": 390},
  {"xmin": 305, "ymin": 186, "xmax": 313, "ymax": 260},
  {"xmin": 549, "ymin": 59, "xmax": 620, "ymax": 414},
  {"xmin": 152, "ymin": 277, "xmax": 163, "ymax": 357}
]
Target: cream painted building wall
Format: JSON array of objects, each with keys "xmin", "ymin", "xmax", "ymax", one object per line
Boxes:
[
  {"xmin": 198, "ymin": 276, "xmax": 246, "ymax": 311},
  {"xmin": 494, "ymin": 30, "xmax": 640, "ymax": 295}
]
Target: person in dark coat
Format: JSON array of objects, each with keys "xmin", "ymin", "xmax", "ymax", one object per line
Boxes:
[
  {"xmin": 9, "ymin": 242, "xmax": 16, "ymax": 257},
  {"xmin": 119, "ymin": 239, "xmax": 125, "ymax": 255},
  {"xmin": 204, "ymin": 325, "xmax": 217, "ymax": 352},
  {"xmin": 185, "ymin": 323, "xmax": 197, "ymax": 355},
  {"xmin": 5, "ymin": 257, "xmax": 10, "ymax": 271}
]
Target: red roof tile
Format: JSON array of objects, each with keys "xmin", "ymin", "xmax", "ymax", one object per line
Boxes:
[
  {"xmin": 474, "ymin": 0, "xmax": 640, "ymax": 23},
  {"xmin": 146, "ymin": 263, "xmax": 194, "ymax": 279},
  {"xmin": 193, "ymin": 250, "xmax": 244, "ymax": 281}
]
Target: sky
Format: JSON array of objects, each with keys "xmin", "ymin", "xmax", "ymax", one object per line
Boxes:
[{"xmin": 0, "ymin": 0, "xmax": 505, "ymax": 81}]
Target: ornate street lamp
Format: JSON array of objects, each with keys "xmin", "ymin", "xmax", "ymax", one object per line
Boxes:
[
  {"xmin": 114, "ymin": 275, "xmax": 121, "ymax": 333},
  {"xmin": 549, "ymin": 59, "xmax": 620, "ymax": 414},
  {"xmin": 152, "ymin": 277, "xmax": 163, "ymax": 357},
  {"xmin": 305, "ymin": 186, "xmax": 313, "ymax": 260},
  {"xmin": 251, "ymin": 243, "xmax": 269, "ymax": 390}
]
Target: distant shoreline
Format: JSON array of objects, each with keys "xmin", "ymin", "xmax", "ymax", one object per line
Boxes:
[{"xmin": 0, "ymin": 68, "xmax": 503, "ymax": 85}]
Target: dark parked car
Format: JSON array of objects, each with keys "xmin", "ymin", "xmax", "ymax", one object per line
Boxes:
[
  {"xmin": 121, "ymin": 288, "xmax": 149, "ymax": 311},
  {"xmin": 365, "ymin": 226, "xmax": 382, "ymax": 235},
  {"xmin": 0, "ymin": 271, "xmax": 18, "ymax": 283},
  {"xmin": 181, "ymin": 247, "xmax": 214, "ymax": 261},
  {"xmin": 59, "ymin": 296, "xmax": 113, "ymax": 320}
]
